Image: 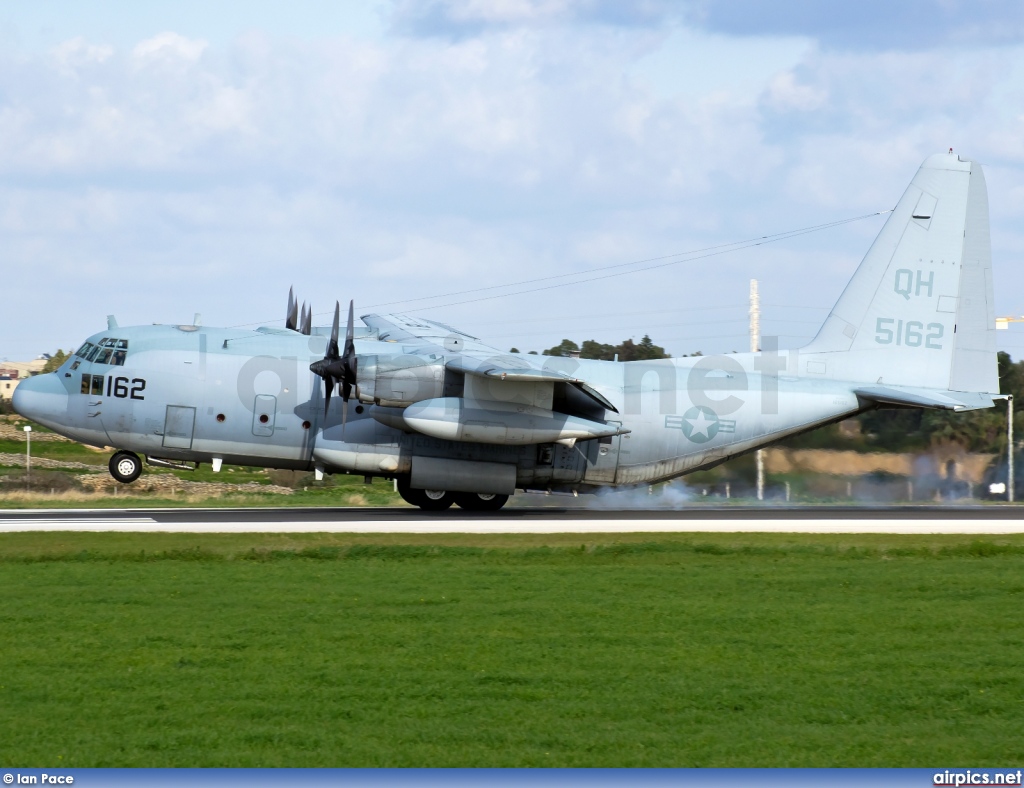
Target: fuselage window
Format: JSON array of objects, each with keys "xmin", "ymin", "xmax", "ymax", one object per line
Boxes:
[
  {"xmin": 81, "ymin": 373, "xmax": 106, "ymax": 395},
  {"xmin": 70, "ymin": 360, "xmax": 81, "ymax": 371}
]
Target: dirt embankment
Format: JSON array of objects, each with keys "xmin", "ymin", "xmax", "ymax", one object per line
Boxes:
[{"xmin": 764, "ymin": 448, "xmax": 994, "ymax": 483}]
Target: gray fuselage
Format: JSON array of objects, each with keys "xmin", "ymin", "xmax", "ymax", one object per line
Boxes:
[{"xmin": 19, "ymin": 322, "xmax": 862, "ymax": 492}]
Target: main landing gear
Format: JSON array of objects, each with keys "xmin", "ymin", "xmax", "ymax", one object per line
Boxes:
[
  {"xmin": 396, "ymin": 478, "xmax": 509, "ymax": 511},
  {"xmin": 109, "ymin": 451, "xmax": 143, "ymax": 483}
]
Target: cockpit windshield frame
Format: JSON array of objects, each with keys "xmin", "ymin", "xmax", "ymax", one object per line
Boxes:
[{"xmin": 76, "ymin": 338, "xmax": 130, "ymax": 366}]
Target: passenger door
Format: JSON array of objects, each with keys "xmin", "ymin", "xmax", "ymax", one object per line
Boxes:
[{"xmin": 163, "ymin": 405, "xmax": 196, "ymax": 450}]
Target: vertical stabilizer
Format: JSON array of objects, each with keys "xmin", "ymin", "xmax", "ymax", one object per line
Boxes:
[{"xmin": 803, "ymin": 154, "xmax": 998, "ymax": 395}]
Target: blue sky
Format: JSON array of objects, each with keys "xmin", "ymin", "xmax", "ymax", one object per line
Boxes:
[{"xmin": 3, "ymin": 0, "xmax": 1024, "ymax": 360}]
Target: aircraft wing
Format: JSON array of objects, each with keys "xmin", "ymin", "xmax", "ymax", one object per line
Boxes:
[
  {"xmin": 361, "ymin": 313, "xmax": 500, "ymax": 353},
  {"xmin": 361, "ymin": 313, "xmax": 619, "ymax": 413}
]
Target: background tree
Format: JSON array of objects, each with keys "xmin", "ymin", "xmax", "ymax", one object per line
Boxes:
[
  {"xmin": 41, "ymin": 350, "xmax": 68, "ymax": 374},
  {"xmin": 541, "ymin": 339, "xmax": 580, "ymax": 357},
  {"xmin": 542, "ymin": 336, "xmax": 670, "ymax": 361}
]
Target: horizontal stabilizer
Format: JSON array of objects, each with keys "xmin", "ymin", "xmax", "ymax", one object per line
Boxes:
[{"xmin": 854, "ymin": 385, "xmax": 1001, "ymax": 412}]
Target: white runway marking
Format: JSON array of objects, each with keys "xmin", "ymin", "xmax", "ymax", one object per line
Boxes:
[
  {"xmin": 0, "ymin": 518, "xmax": 158, "ymax": 531},
  {"xmin": 1, "ymin": 515, "xmax": 1023, "ymax": 534}
]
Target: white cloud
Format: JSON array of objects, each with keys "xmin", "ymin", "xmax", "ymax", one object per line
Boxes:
[
  {"xmin": 764, "ymin": 70, "xmax": 826, "ymax": 111},
  {"xmin": 132, "ymin": 31, "xmax": 208, "ymax": 62},
  {"xmin": 1, "ymin": 17, "xmax": 1024, "ymax": 360},
  {"xmin": 51, "ymin": 37, "xmax": 114, "ymax": 71}
]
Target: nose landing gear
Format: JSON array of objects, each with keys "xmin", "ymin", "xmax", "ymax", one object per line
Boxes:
[{"xmin": 109, "ymin": 451, "xmax": 142, "ymax": 483}]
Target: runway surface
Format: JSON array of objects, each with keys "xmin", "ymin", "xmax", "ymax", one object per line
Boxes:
[{"xmin": 1, "ymin": 506, "xmax": 1023, "ymax": 533}]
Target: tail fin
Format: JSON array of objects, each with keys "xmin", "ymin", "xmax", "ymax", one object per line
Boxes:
[{"xmin": 803, "ymin": 153, "xmax": 998, "ymax": 395}]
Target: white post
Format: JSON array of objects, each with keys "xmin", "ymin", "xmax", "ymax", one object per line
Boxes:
[
  {"xmin": 1008, "ymin": 395, "xmax": 1014, "ymax": 502},
  {"xmin": 785, "ymin": 481, "xmax": 791, "ymax": 502},
  {"xmin": 749, "ymin": 279, "xmax": 760, "ymax": 354},
  {"xmin": 23, "ymin": 425, "xmax": 31, "ymax": 489},
  {"xmin": 751, "ymin": 279, "xmax": 765, "ymax": 501}
]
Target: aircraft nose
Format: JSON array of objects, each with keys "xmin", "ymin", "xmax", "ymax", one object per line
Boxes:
[{"xmin": 12, "ymin": 373, "xmax": 69, "ymax": 429}]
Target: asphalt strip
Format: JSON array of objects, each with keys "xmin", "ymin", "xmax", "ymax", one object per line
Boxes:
[{"xmin": 1, "ymin": 516, "xmax": 1023, "ymax": 534}]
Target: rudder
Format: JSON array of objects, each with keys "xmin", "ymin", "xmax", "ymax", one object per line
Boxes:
[{"xmin": 803, "ymin": 153, "xmax": 998, "ymax": 395}]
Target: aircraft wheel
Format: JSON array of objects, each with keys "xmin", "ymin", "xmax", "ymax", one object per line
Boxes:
[
  {"xmin": 419, "ymin": 489, "xmax": 455, "ymax": 511},
  {"xmin": 455, "ymin": 492, "xmax": 509, "ymax": 511},
  {"xmin": 396, "ymin": 478, "xmax": 454, "ymax": 510},
  {"xmin": 109, "ymin": 451, "xmax": 142, "ymax": 484}
]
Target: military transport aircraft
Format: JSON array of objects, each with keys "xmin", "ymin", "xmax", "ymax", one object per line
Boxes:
[{"xmin": 13, "ymin": 153, "xmax": 1002, "ymax": 510}]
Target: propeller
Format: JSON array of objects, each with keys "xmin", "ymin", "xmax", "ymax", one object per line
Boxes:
[
  {"xmin": 286, "ymin": 288, "xmax": 313, "ymax": 335},
  {"xmin": 309, "ymin": 300, "xmax": 358, "ymax": 429}
]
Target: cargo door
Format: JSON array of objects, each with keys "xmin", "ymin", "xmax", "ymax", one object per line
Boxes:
[
  {"xmin": 583, "ymin": 421, "xmax": 621, "ymax": 483},
  {"xmin": 163, "ymin": 405, "xmax": 196, "ymax": 450},
  {"xmin": 252, "ymin": 394, "xmax": 277, "ymax": 437}
]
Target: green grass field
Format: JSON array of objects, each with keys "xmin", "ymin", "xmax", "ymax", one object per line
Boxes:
[{"xmin": 1, "ymin": 532, "xmax": 1023, "ymax": 767}]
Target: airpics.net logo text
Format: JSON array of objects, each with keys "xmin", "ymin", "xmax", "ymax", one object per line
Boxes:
[{"xmin": 934, "ymin": 771, "xmax": 1023, "ymax": 786}]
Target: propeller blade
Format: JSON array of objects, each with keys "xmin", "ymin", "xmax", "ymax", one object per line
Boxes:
[
  {"xmin": 301, "ymin": 302, "xmax": 312, "ymax": 335},
  {"xmin": 326, "ymin": 301, "xmax": 340, "ymax": 360},
  {"xmin": 286, "ymin": 287, "xmax": 297, "ymax": 330},
  {"xmin": 344, "ymin": 300, "xmax": 355, "ymax": 355}
]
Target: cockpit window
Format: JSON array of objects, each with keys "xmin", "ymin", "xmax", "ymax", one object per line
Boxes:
[
  {"xmin": 70, "ymin": 360, "xmax": 81, "ymax": 371},
  {"xmin": 84, "ymin": 338, "xmax": 130, "ymax": 365},
  {"xmin": 76, "ymin": 343, "xmax": 96, "ymax": 359}
]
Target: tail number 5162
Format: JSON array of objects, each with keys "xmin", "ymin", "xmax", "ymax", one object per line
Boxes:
[{"xmin": 875, "ymin": 318, "xmax": 943, "ymax": 349}]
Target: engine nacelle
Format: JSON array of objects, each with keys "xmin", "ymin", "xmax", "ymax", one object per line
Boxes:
[
  {"xmin": 356, "ymin": 354, "xmax": 445, "ymax": 408},
  {"xmin": 401, "ymin": 397, "xmax": 623, "ymax": 445}
]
